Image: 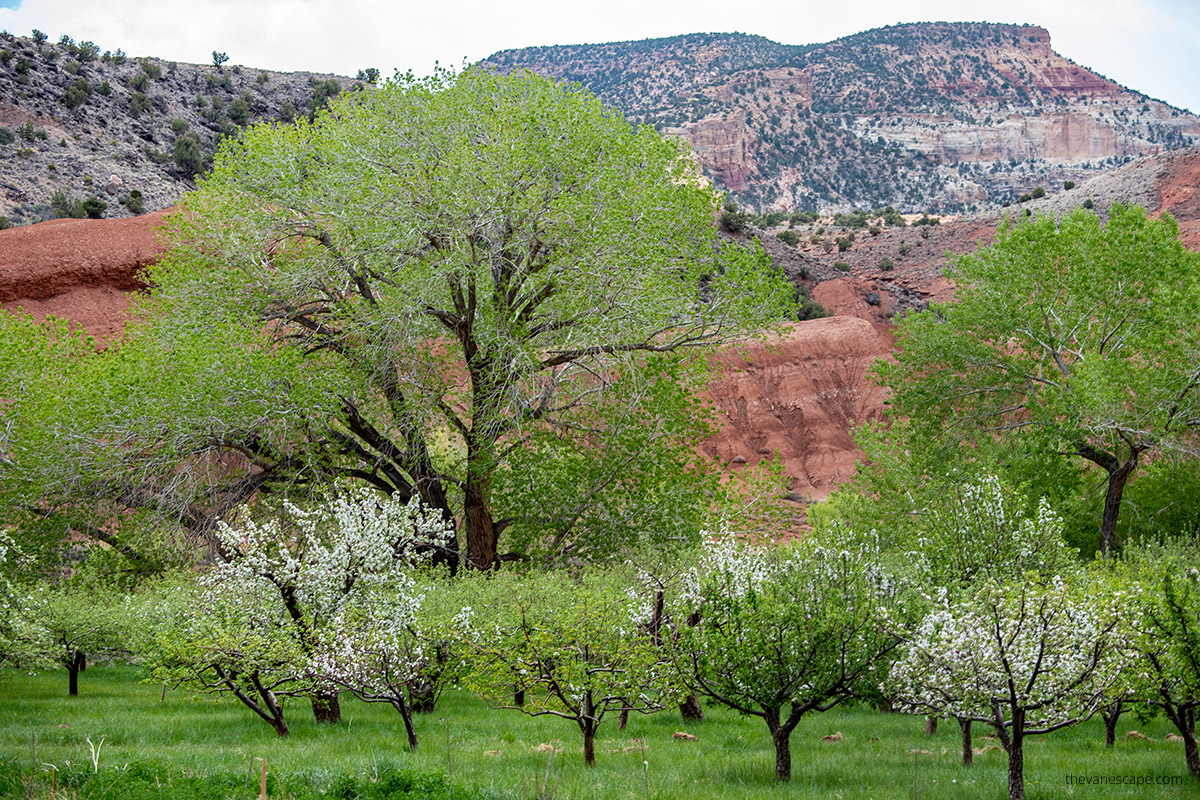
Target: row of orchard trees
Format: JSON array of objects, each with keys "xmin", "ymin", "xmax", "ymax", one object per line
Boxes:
[{"xmin": 6, "ymin": 481, "xmax": 1198, "ymax": 799}]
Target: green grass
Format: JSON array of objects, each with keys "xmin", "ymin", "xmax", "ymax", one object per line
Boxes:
[{"xmin": 1, "ymin": 666, "xmax": 1195, "ymax": 799}]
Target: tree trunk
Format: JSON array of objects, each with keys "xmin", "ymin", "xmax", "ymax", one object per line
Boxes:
[
  {"xmin": 311, "ymin": 691, "xmax": 341, "ymax": 724},
  {"xmin": 772, "ymin": 728, "xmax": 793, "ymax": 781},
  {"xmin": 410, "ymin": 678, "xmax": 437, "ymax": 713},
  {"xmin": 391, "ymin": 699, "xmax": 418, "ymax": 751},
  {"xmin": 463, "ymin": 479, "xmax": 497, "ymax": 569},
  {"xmin": 514, "ymin": 688, "xmax": 525, "ymax": 708},
  {"xmin": 1006, "ymin": 733, "xmax": 1024, "ymax": 800},
  {"xmin": 1099, "ymin": 458, "xmax": 1137, "ymax": 556},
  {"xmin": 1184, "ymin": 708, "xmax": 1199, "ymax": 778},
  {"xmin": 1102, "ymin": 701, "xmax": 1122, "ymax": 748},
  {"xmin": 679, "ymin": 693, "xmax": 704, "ymax": 722},
  {"xmin": 580, "ymin": 690, "xmax": 598, "ymax": 767},
  {"xmin": 925, "ymin": 716, "xmax": 938, "ymax": 736},
  {"xmin": 67, "ymin": 650, "xmax": 84, "ymax": 696},
  {"xmin": 618, "ymin": 706, "xmax": 629, "ymax": 731},
  {"xmin": 583, "ymin": 723, "xmax": 596, "ymax": 767},
  {"xmin": 958, "ymin": 717, "xmax": 973, "ymax": 766}
]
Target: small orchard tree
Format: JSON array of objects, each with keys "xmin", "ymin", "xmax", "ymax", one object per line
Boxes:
[
  {"xmin": 139, "ymin": 575, "xmax": 303, "ymax": 737},
  {"xmin": 141, "ymin": 488, "xmax": 450, "ymax": 734},
  {"xmin": 890, "ymin": 574, "xmax": 1130, "ymax": 800},
  {"xmin": 455, "ymin": 568, "xmax": 679, "ymax": 766},
  {"xmin": 1121, "ymin": 538, "xmax": 1200, "ymax": 776},
  {"xmin": 26, "ymin": 581, "xmax": 131, "ymax": 696},
  {"xmin": 309, "ymin": 570, "xmax": 453, "ymax": 751},
  {"xmin": 675, "ymin": 536, "xmax": 904, "ymax": 781}
]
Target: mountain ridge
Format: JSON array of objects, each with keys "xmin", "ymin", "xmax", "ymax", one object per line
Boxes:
[{"xmin": 482, "ymin": 22, "xmax": 1200, "ymax": 212}]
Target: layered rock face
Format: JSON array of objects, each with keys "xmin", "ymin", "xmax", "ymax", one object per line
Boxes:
[
  {"xmin": 485, "ymin": 23, "xmax": 1200, "ymax": 212},
  {"xmin": 702, "ymin": 317, "xmax": 894, "ymax": 500}
]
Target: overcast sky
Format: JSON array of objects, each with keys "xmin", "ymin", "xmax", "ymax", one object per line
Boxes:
[{"xmin": 2, "ymin": 0, "xmax": 1197, "ymax": 113}]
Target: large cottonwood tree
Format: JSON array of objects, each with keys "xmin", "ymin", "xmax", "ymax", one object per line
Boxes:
[{"xmin": 2, "ymin": 68, "xmax": 793, "ymax": 569}]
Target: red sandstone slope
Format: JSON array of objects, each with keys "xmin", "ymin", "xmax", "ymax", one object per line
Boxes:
[
  {"xmin": 0, "ymin": 211, "xmax": 164, "ymax": 343},
  {"xmin": 701, "ymin": 317, "xmax": 894, "ymax": 501}
]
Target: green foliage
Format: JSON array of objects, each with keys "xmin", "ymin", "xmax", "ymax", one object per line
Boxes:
[
  {"xmin": 138, "ymin": 58, "xmax": 161, "ymax": 80},
  {"xmin": 1064, "ymin": 180, "xmax": 1076, "ymax": 190},
  {"xmin": 456, "ymin": 566, "xmax": 679, "ymax": 765},
  {"xmin": 50, "ymin": 190, "xmax": 84, "ymax": 218},
  {"xmin": 775, "ymin": 229, "xmax": 800, "ymax": 246},
  {"xmin": 172, "ymin": 132, "xmax": 207, "ymax": 177},
  {"xmin": 0, "ymin": 126, "xmax": 12, "ymax": 145},
  {"xmin": 356, "ymin": 67, "xmax": 380, "ymax": 84},
  {"xmin": 97, "ymin": 79, "xmax": 110, "ymax": 96},
  {"xmin": 228, "ymin": 96, "xmax": 250, "ymax": 125},
  {"xmin": 144, "ymin": 67, "xmax": 793, "ymax": 568},
  {"xmin": 874, "ymin": 206, "xmax": 1200, "ymax": 555},
  {"xmin": 31, "ymin": 29, "xmax": 47, "ymax": 45},
  {"xmin": 877, "ymin": 257, "xmax": 893, "ymax": 270},
  {"xmin": 309, "ymin": 78, "xmax": 341, "ymax": 115},
  {"xmin": 835, "ymin": 236, "xmax": 852, "ymax": 251},
  {"xmin": 211, "ymin": 50, "xmax": 229, "ymax": 69},
  {"xmin": 129, "ymin": 91, "xmax": 151, "ymax": 118},
  {"xmin": 121, "ymin": 189, "xmax": 145, "ymax": 214},
  {"xmin": 80, "ymin": 196, "xmax": 106, "ymax": 219},
  {"xmin": 676, "ymin": 538, "xmax": 904, "ymax": 781},
  {"xmin": 833, "ymin": 260, "xmax": 850, "ymax": 271},
  {"xmin": 62, "ymin": 77, "xmax": 93, "ymax": 109}
]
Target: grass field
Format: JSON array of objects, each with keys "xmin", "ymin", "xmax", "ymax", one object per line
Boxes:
[{"xmin": 0, "ymin": 665, "xmax": 1194, "ymax": 799}]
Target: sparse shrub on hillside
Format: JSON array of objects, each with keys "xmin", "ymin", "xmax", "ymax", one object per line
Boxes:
[
  {"xmin": 309, "ymin": 78, "xmax": 341, "ymax": 116},
  {"xmin": 80, "ymin": 196, "xmax": 106, "ymax": 219},
  {"xmin": 1064, "ymin": 180, "xmax": 1075, "ymax": 190},
  {"xmin": 31, "ymin": 29, "xmax": 47, "ymax": 45},
  {"xmin": 1083, "ymin": 198, "xmax": 1094, "ymax": 209},
  {"xmin": 97, "ymin": 80, "xmax": 111, "ymax": 96},
  {"xmin": 63, "ymin": 59, "xmax": 78, "ymax": 75},
  {"xmin": 878, "ymin": 258, "xmax": 894, "ymax": 271},
  {"xmin": 278, "ymin": 100, "xmax": 296, "ymax": 122},
  {"xmin": 128, "ymin": 71, "xmax": 148, "ymax": 91},
  {"xmin": 776, "ymin": 230, "xmax": 800, "ymax": 246},
  {"xmin": 897, "ymin": 242, "xmax": 910, "ymax": 256},
  {"xmin": 14, "ymin": 56, "xmax": 30, "ymax": 77},
  {"xmin": 170, "ymin": 118, "xmax": 189, "ymax": 135},
  {"xmin": 836, "ymin": 236, "xmax": 852, "ymax": 252},
  {"xmin": 62, "ymin": 77, "xmax": 93, "ymax": 110},
  {"xmin": 102, "ymin": 48, "xmax": 127, "ymax": 65},
  {"xmin": 211, "ymin": 50, "xmax": 229, "ymax": 69},
  {"xmin": 139, "ymin": 58, "xmax": 162, "ymax": 80},
  {"xmin": 129, "ymin": 91, "xmax": 151, "ymax": 118},
  {"xmin": 0, "ymin": 216, "xmax": 11, "ymax": 230},
  {"xmin": 172, "ymin": 132, "xmax": 206, "ymax": 178},
  {"xmin": 0, "ymin": 126, "xmax": 13, "ymax": 145},
  {"xmin": 913, "ymin": 214, "xmax": 940, "ymax": 226},
  {"xmin": 834, "ymin": 261, "xmax": 850, "ymax": 271},
  {"xmin": 18, "ymin": 122, "xmax": 46, "ymax": 141},
  {"xmin": 0, "ymin": 48, "xmax": 11, "ymax": 66},
  {"xmin": 357, "ymin": 67, "xmax": 380, "ymax": 84},
  {"xmin": 228, "ymin": 97, "xmax": 250, "ymax": 125},
  {"xmin": 121, "ymin": 189, "xmax": 145, "ymax": 214},
  {"xmin": 256, "ymin": 71, "xmax": 269, "ymax": 85},
  {"xmin": 50, "ymin": 190, "xmax": 83, "ymax": 219}
]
